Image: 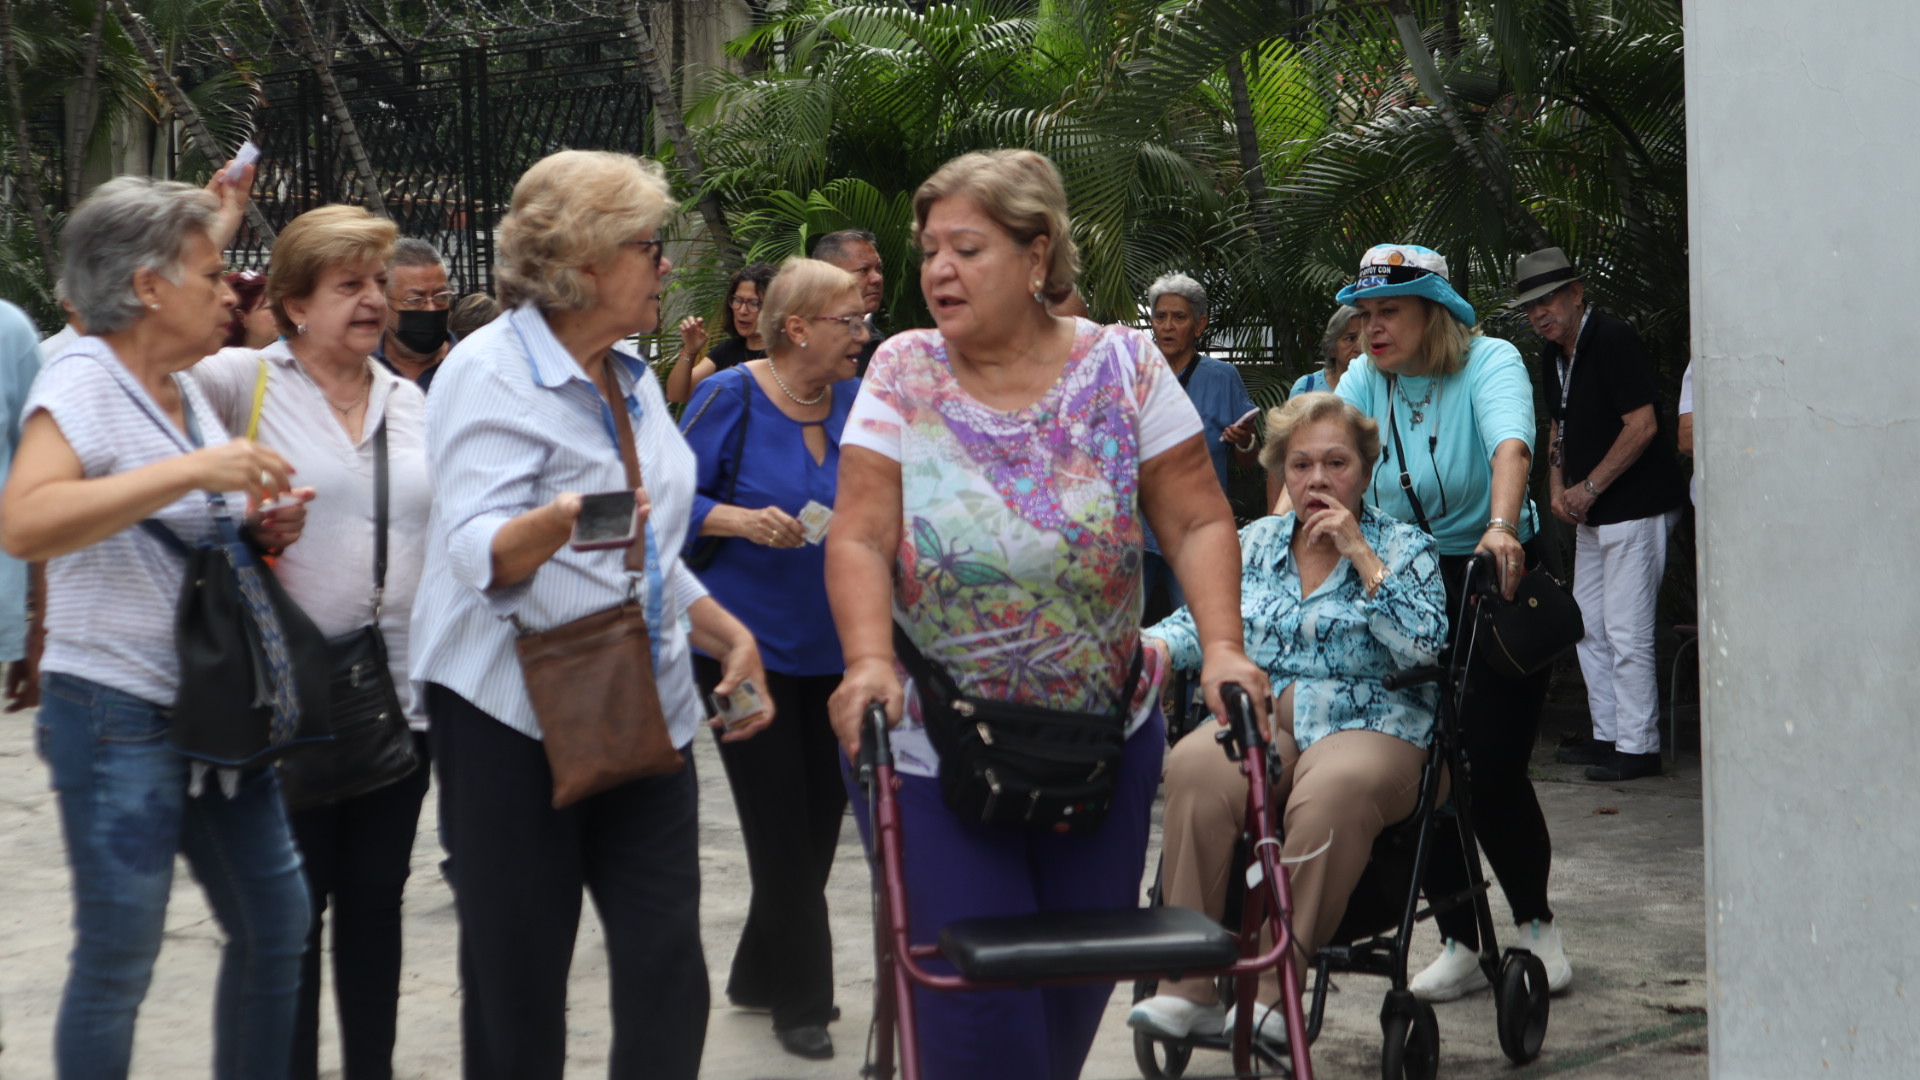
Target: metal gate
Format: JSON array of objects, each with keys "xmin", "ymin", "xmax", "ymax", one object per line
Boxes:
[{"xmin": 240, "ymin": 26, "xmax": 652, "ymax": 292}]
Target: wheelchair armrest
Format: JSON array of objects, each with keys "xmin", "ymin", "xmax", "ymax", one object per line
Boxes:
[{"xmin": 1383, "ymin": 666, "xmax": 1445, "ymax": 691}]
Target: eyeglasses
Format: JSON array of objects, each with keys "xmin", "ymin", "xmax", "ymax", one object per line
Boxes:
[
  {"xmin": 1517, "ymin": 285, "xmax": 1569, "ymax": 314},
  {"xmin": 392, "ymin": 289, "xmax": 457, "ymax": 311},
  {"xmin": 809, "ymin": 313, "xmax": 871, "ymax": 337},
  {"xmin": 728, "ymin": 295, "xmax": 763, "ymax": 311},
  {"xmin": 622, "ymin": 237, "xmax": 666, "ymax": 270}
]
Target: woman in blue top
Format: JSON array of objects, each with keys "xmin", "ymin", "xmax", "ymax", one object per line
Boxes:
[
  {"xmin": 679, "ymin": 257, "xmax": 865, "ymax": 1061},
  {"xmin": 1128, "ymin": 392, "xmax": 1448, "ymax": 1045},
  {"xmin": 1330, "ymin": 244, "xmax": 1574, "ymax": 1000}
]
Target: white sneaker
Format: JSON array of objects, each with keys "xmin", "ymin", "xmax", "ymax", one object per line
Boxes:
[
  {"xmin": 1127, "ymin": 995, "xmax": 1226, "ymax": 1039},
  {"xmin": 1520, "ymin": 919, "xmax": 1574, "ymax": 994},
  {"xmin": 1222, "ymin": 1001, "xmax": 1290, "ymax": 1047},
  {"xmin": 1410, "ymin": 938, "xmax": 1488, "ymax": 1002}
]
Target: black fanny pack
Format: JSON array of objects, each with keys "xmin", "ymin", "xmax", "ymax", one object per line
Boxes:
[{"xmin": 893, "ymin": 623, "xmax": 1141, "ymax": 834}]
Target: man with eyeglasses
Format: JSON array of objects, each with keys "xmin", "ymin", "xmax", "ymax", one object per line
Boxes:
[
  {"xmin": 377, "ymin": 238, "xmax": 460, "ymax": 392},
  {"xmin": 1513, "ymin": 247, "xmax": 1686, "ymax": 783},
  {"xmin": 811, "ymin": 230, "xmax": 887, "ymax": 376}
]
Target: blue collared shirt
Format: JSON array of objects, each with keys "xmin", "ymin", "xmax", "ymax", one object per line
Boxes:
[
  {"xmin": 0, "ymin": 302, "xmax": 42, "ymax": 661},
  {"xmin": 408, "ymin": 304, "xmax": 709, "ymax": 745},
  {"xmin": 1148, "ymin": 506, "xmax": 1448, "ymax": 752},
  {"xmin": 1147, "ymin": 353, "xmax": 1255, "ymax": 554}
]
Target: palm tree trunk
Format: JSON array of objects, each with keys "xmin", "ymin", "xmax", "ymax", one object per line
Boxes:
[
  {"xmin": 107, "ymin": 0, "xmax": 278, "ymax": 243},
  {"xmin": 1223, "ymin": 51, "xmax": 1276, "ymax": 244},
  {"xmin": 285, "ymin": 0, "xmax": 387, "ymax": 217},
  {"xmin": 1386, "ymin": 0, "xmax": 1552, "ymax": 250},
  {"xmin": 65, "ymin": 0, "xmax": 106, "ymax": 206},
  {"xmin": 0, "ymin": 0, "xmax": 61, "ymax": 273},
  {"xmin": 626, "ymin": 0, "xmax": 739, "ymax": 263}
]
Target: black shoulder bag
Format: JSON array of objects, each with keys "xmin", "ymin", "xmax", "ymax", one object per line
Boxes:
[
  {"xmin": 893, "ymin": 623, "xmax": 1142, "ymax": 834},
  {"xmin": 1385, "ymin": 375, "xmax": 1584, "ymax": 680},
  {"xmin": 681, "ymin": 377, "xmax": 752, "ymax": 571},
  {"xmin": 139, "ymin": 399, "xmax": 332, "ymax": 769},
  {"xmin": 276, "ymin": 418, "xmax": 422, "ymax": 811}
]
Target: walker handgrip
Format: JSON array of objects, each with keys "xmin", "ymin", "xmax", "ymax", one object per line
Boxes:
[
  {"xmin": 857, "ymin": 703, "xmax": 891, "ymax": 791},
  {"xmin": 1382, "ymin": 666, "xmax": 1445, "ymax": 691},
  {"xmin": 1222, "ymin": 682, "xmax": 1261, "ymax": 754}
]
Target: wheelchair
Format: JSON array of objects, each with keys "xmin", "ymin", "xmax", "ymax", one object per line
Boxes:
[
  {"xmin": 1132, "ymin": 551, "xmax": 1552, "ymax": 1080},
  {"xmin": 854, "ymin": 684, "xmax": 1316, "ymax": 1079}
]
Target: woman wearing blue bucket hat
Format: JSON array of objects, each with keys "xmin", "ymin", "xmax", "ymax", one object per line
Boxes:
[{"xmin": 1329, "ymin": 243, "xmax": 1575, "ymax": 1001}]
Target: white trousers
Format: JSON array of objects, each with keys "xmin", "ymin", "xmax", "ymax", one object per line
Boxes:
[{"xmin": 1572, "ymin": 509, "xmax": 1680, "ymax": 755}]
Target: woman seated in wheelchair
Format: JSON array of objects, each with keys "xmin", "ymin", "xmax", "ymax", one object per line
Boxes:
[{"xmin": 1130, "ymin": 392, "xmax": 1448, "ymax": 1045}]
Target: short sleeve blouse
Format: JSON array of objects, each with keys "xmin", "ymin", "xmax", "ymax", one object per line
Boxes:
[
  {"xmin": 841, "ymin": 318, "xmax": 1199, "ymax": 777},
  {"xmin": 25, "ymin": 338, "xmax": 240, "ymax": 706},
  {"xmin": 1337, "ymin": 337, "xmax": 1540, "ymax": 555}
]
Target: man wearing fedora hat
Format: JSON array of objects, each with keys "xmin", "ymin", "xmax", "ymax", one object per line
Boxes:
[{"xmin": 1514, "ymin": 247, "xmax": 1687, "ymax": 782}]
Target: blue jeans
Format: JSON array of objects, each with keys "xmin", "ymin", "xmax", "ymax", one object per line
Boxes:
[{"xmin": 38, "ymin": 672, "xmax": 310, "ymax": 1080}]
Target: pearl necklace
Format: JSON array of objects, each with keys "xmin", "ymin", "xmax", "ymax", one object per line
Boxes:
[{"xmin": 767, "ymin": 357, "xmax": 827, "ymax": 406}]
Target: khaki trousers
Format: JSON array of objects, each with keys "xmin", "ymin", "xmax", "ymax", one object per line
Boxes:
[{"xmin": 1158, "ymin": 714, "xmax": 1430, "ymax": 1005}]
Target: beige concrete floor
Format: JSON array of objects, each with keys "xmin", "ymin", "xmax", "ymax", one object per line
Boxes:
[{"xmin": 0, "ymin": 689, "xmax": 1706, "ymax": 1079}]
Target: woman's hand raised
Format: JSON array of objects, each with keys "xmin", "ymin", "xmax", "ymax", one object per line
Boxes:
[
  {"xmin": 678, "ymin": 316, "xmax": 709, "ymax": 361},
  {"xmin": 187, "ymin": 439, "xmax": 295, "ymax": 505},
  {"xmin": 1301, "ymin": 502, "xmax": 1373, "ymax": 563}
]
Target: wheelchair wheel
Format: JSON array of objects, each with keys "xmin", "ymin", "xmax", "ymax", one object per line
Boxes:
[
  {"xmin": 1379, "ymin": 999, "xmax": 1439, "ymax": 1080},
  {"xmin": 1133, "ymin": 1029, "xmax": 1193, "ymax": 1080},
  {"xmin": 1495, "ymin": 952, "xmax": 1550, "ymax": 1064}
]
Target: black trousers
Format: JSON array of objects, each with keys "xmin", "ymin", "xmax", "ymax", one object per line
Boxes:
[
  {"xmin": 1425, "ymin": 549, "xmax": 1556, "ymax": 946},
  {"xmin": 694, "ymin": 656, "xmax": 845, "ymax": 1030},
  {"xmin": 428, "ymin": 684, "xmax": 708, "ymax": 1080},
  {"xmin": 289, "ymin": 730, "xmax": 432, "ymax": 1080}
]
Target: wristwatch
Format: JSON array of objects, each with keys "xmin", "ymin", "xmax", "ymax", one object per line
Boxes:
[{"xmin": 1582, "ymin": 479, "xmax": 1599, "ymax": 496}]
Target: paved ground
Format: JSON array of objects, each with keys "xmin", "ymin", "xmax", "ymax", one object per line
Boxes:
[{"xmin": 0, "ymin": 676, "xmax": 1706, "ymax": 1079}]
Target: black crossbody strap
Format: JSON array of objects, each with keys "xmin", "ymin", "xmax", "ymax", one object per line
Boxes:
[{"xmin": 1386, "ymin": 378, "xmax": 1433, "ymax": 535}]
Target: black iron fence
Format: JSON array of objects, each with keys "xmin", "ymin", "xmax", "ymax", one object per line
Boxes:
[{"xmin": 237, "ymin": 25, "xmax": 652, "ymax": 292}]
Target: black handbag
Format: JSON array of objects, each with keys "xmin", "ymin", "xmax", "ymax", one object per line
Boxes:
[
  {"xmin": 1473, "ymin": 565, "xmax": 1586, "ymax": 680},
  {"xmin": 893, "ymin": 624, "xmax": 1141, "ymax": 834},
  {"xmin": 680, "ymin": 376, "xmax": 752, "ymax": 571},
  {"xmin": 141, "ymin": 501, "xmax": 333, "ymax": 768},
  {"xmin": 276, "ymin": 419, "xmax": 422, "ymax": 812}
]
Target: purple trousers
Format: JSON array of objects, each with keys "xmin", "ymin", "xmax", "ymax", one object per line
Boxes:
[{"xmin": 849, "ymin": 708, "xmax": 1164, "ymax": 1080}]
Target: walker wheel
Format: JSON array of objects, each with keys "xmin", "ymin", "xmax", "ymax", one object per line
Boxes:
[
  {"xmin": 1133, "ymin": 1028, "xmax": 1193, "ymax": 1080},
  {"xmin": 1495, "ymin": 952, "xmax": 1550, "ymax": 1064},
  {"xmin": 1379, "ymin": 999, "xmax": 1440, "ymax": 1080}
]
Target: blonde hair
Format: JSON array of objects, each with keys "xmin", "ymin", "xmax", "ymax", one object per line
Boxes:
[
  {"xmin": 759, "ymin": 258, "xmax": 858, "ymax": 350},
  {"xmin": 912, "ymin": 149, "xmax": 1080, "ymax": 304},
  {"xmin": 1258, "ymin": 391, "xmax": 1382, "ymax": 473},
  {"xmin": 495, "ymin": 150, "xmax": 673, "ymax": 311},
  {"xmin": 266, "ymin": 204, "xmax": 398, "ymax": 335},
  {"xmin": 1407, "ymin": 297, "xmax": 1480, "ymax": 376}
]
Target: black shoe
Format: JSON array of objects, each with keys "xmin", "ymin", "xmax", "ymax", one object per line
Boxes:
[
  {"xmin": 1555, "ymin": 737, "xmax": 1615, "ymax": 765},
  {"xmin": 1586, "ymin": 750, "xmax": 1661, "ymax": 782},
  {"xmin": 776, "ymin": 1025, "xmax": 834, "ymax": 1060}
]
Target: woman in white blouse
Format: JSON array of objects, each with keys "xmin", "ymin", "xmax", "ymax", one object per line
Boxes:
[
  {"xmin": 191, "ymin": 204, "xmax": 430, "ymax": 1080},
  {"xmin": 408, "ymin": 150, "xmax": 768, "ymax": 1080}
]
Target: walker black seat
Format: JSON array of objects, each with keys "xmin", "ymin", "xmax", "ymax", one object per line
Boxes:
[{"xmin": 939, "ymin": 906, "xmax": 1238, "ymax": 983}]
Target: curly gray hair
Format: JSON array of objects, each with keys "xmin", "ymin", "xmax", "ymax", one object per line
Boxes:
[{"xmin": 1145, "ymin": 272, "xmax": 1208, "ymax": 321}]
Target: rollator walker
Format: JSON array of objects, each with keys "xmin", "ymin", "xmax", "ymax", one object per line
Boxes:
[{"xmin": 855, "ymin": 683, "xmax": 1314, "ymax": 1079}]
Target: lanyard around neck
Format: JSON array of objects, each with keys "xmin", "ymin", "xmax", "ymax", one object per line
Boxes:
[{"xmin": 1554, "ymin": 307, "xmax": 1594, "ymax": 416}]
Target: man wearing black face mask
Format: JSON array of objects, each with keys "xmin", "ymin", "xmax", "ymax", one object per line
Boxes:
[{"xmin": 376, "ymin": 238, "xmax": 458, "ymax": 392}]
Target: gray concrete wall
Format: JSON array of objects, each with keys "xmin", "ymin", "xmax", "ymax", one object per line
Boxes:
[{"xmin": 1686, "ymin": 4, "xmax": 1920, "ymax": 1076}]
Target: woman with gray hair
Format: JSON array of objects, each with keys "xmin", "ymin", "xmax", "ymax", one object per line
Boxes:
[
  {"xmin": 1292, "ymin": 304, "xmax": 1364, "ymax": 397},
  {"xmin": 1141, "ymin": 271, "xmax": 1258, "ymax": 615},
  {"xmin": 1, "ymin": 167, "xmax": 317, "ymax": 1079},
  {"xmin": 409, "ymin": 149, "xmax": 770, "ymax": 1080}
]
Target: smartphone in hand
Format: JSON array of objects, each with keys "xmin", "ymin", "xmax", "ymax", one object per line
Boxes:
[{"xmin": 569, "ymin": 490, "xmax": 638, "ymax": 551}]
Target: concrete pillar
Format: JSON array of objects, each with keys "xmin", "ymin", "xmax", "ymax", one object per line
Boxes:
[{"xmin": 1686, "ymin": 4, "xmax": 1920, "ymax": 1076}]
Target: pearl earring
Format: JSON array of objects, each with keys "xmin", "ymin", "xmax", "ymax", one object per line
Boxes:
[
  {"xmin": 296, "ymin": 323, "xmax": 308, "ymax": 335},
  {"xmin": 149, "ymin": 303, "xmax": 161, "ymax": 311},
  {"xmin": 1031, "ymin": 283, "xmax": 1044, "ymax": 304}
]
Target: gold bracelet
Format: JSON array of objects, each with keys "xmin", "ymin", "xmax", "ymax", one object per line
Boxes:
[
  {"xmin": 1485, "ymin": 518, "xmax": 1520, "ymax": 538},
  {"xmin": 1365, "ymin": 563, "xmax": 1388, "ymax": 596}
]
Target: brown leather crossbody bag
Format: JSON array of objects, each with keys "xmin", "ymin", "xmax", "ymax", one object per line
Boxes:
[{"xmin": 512, "ymin": 356, "xmax": 680, "ymax": 808}]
